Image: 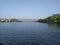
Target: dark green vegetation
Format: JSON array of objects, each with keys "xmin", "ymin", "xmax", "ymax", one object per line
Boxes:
[
  {"xmin": 0, "ymin": 18, "xmax": 22, "ymax": 22},
  {"xmin": 37, "ymin": 14, "xmax": 60, "ymax": 23}
]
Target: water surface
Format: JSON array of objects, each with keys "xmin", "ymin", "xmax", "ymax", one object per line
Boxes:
[{"xmin": 0, "ymin": 22, "xmax": 60, "ymax": 45}]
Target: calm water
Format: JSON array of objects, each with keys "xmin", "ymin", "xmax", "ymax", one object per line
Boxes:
[{"xmin": 0, "ymin": 22, "xmax": 60, "ymax": 45}]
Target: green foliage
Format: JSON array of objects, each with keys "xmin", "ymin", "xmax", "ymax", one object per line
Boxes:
[
  {"xmin": 37, "ymin": 19, "xmax": 47, "ymax": 23},
  {"xmin": 37, "ymin": 14, "xmax": 60, "ymax": 23}
]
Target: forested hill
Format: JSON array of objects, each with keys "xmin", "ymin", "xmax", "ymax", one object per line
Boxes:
[{"xmin": 37, "ymin": 14, "xmax": 60, "ymax": 23}]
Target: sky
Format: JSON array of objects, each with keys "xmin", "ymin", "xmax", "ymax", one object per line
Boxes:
[{"xmin": 0, "ymin": 0, "xmax": 60, "ymax": 19}]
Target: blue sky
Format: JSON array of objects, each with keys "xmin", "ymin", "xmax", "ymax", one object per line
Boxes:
[{"xmin": 0, "ymin": 0, "xmax": 60, "ymax": 19}]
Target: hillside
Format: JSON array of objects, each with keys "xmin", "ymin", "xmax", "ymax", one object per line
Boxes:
[{"xmin": 37, "ymin": 14, "xmax": 60, "ymax": 23}]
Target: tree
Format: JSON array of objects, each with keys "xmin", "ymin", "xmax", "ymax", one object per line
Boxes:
[{"xmin": 37, "ymin": 14, "xmax": 60, "ymax": 23}]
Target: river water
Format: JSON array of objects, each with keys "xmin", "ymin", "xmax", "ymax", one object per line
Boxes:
[{"xmin": 0, "ymin": 22, "xmax": 60, "ymax": 45}]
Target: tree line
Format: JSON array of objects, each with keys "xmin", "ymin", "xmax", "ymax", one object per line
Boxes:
[{"xmin": 37, "ymin": 14, "xmax": 60, "ymax": 23}]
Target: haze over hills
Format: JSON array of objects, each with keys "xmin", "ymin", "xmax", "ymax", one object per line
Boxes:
[
  {"xmin": 0, "ymin": 18, "xmax": 37, "ymax": 22},
  {"xmin": 19, "ymin": 19, "xmax": 37, "ymax": 22}
]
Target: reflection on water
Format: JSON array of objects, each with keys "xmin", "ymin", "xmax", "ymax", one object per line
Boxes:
[
  {"xmin": 0, "ymin": 22, "xmax": 60, "ymax": 45},
  {"xmin": 48, "ymin": 23, "xmax": 60, "ymax": 29},
  {"xmin": 48, "ymin": 23, "xmax": 60, "ymax": 27}
]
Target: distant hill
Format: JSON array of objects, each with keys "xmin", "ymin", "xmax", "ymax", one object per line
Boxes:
[
  {"xmin": 20, "ymin": 19, "xmax": 37, "ymax": 22},
  {"xmin": 0, "ymin": 18, "xmax": 22, "ymax": 22},
  {"xmin": 0, "ymin": 18, "xmax": 37, "ymax": 22},
  {"xmin": 37, "ymin": 14, "xmax": 60, "ymax": 23}
]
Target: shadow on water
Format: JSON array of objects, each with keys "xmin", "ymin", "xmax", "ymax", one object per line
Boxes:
[
  {"xmin": 47, "ymin": 23, "xmax": 60, "ymax": 28},
  {"xmin": 0, "ymin": 43, "xmax": 3, "ymax": 45},
  {"xmin": 37, "ymin": 22, "xmax": 60, "ymax": 27}
]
